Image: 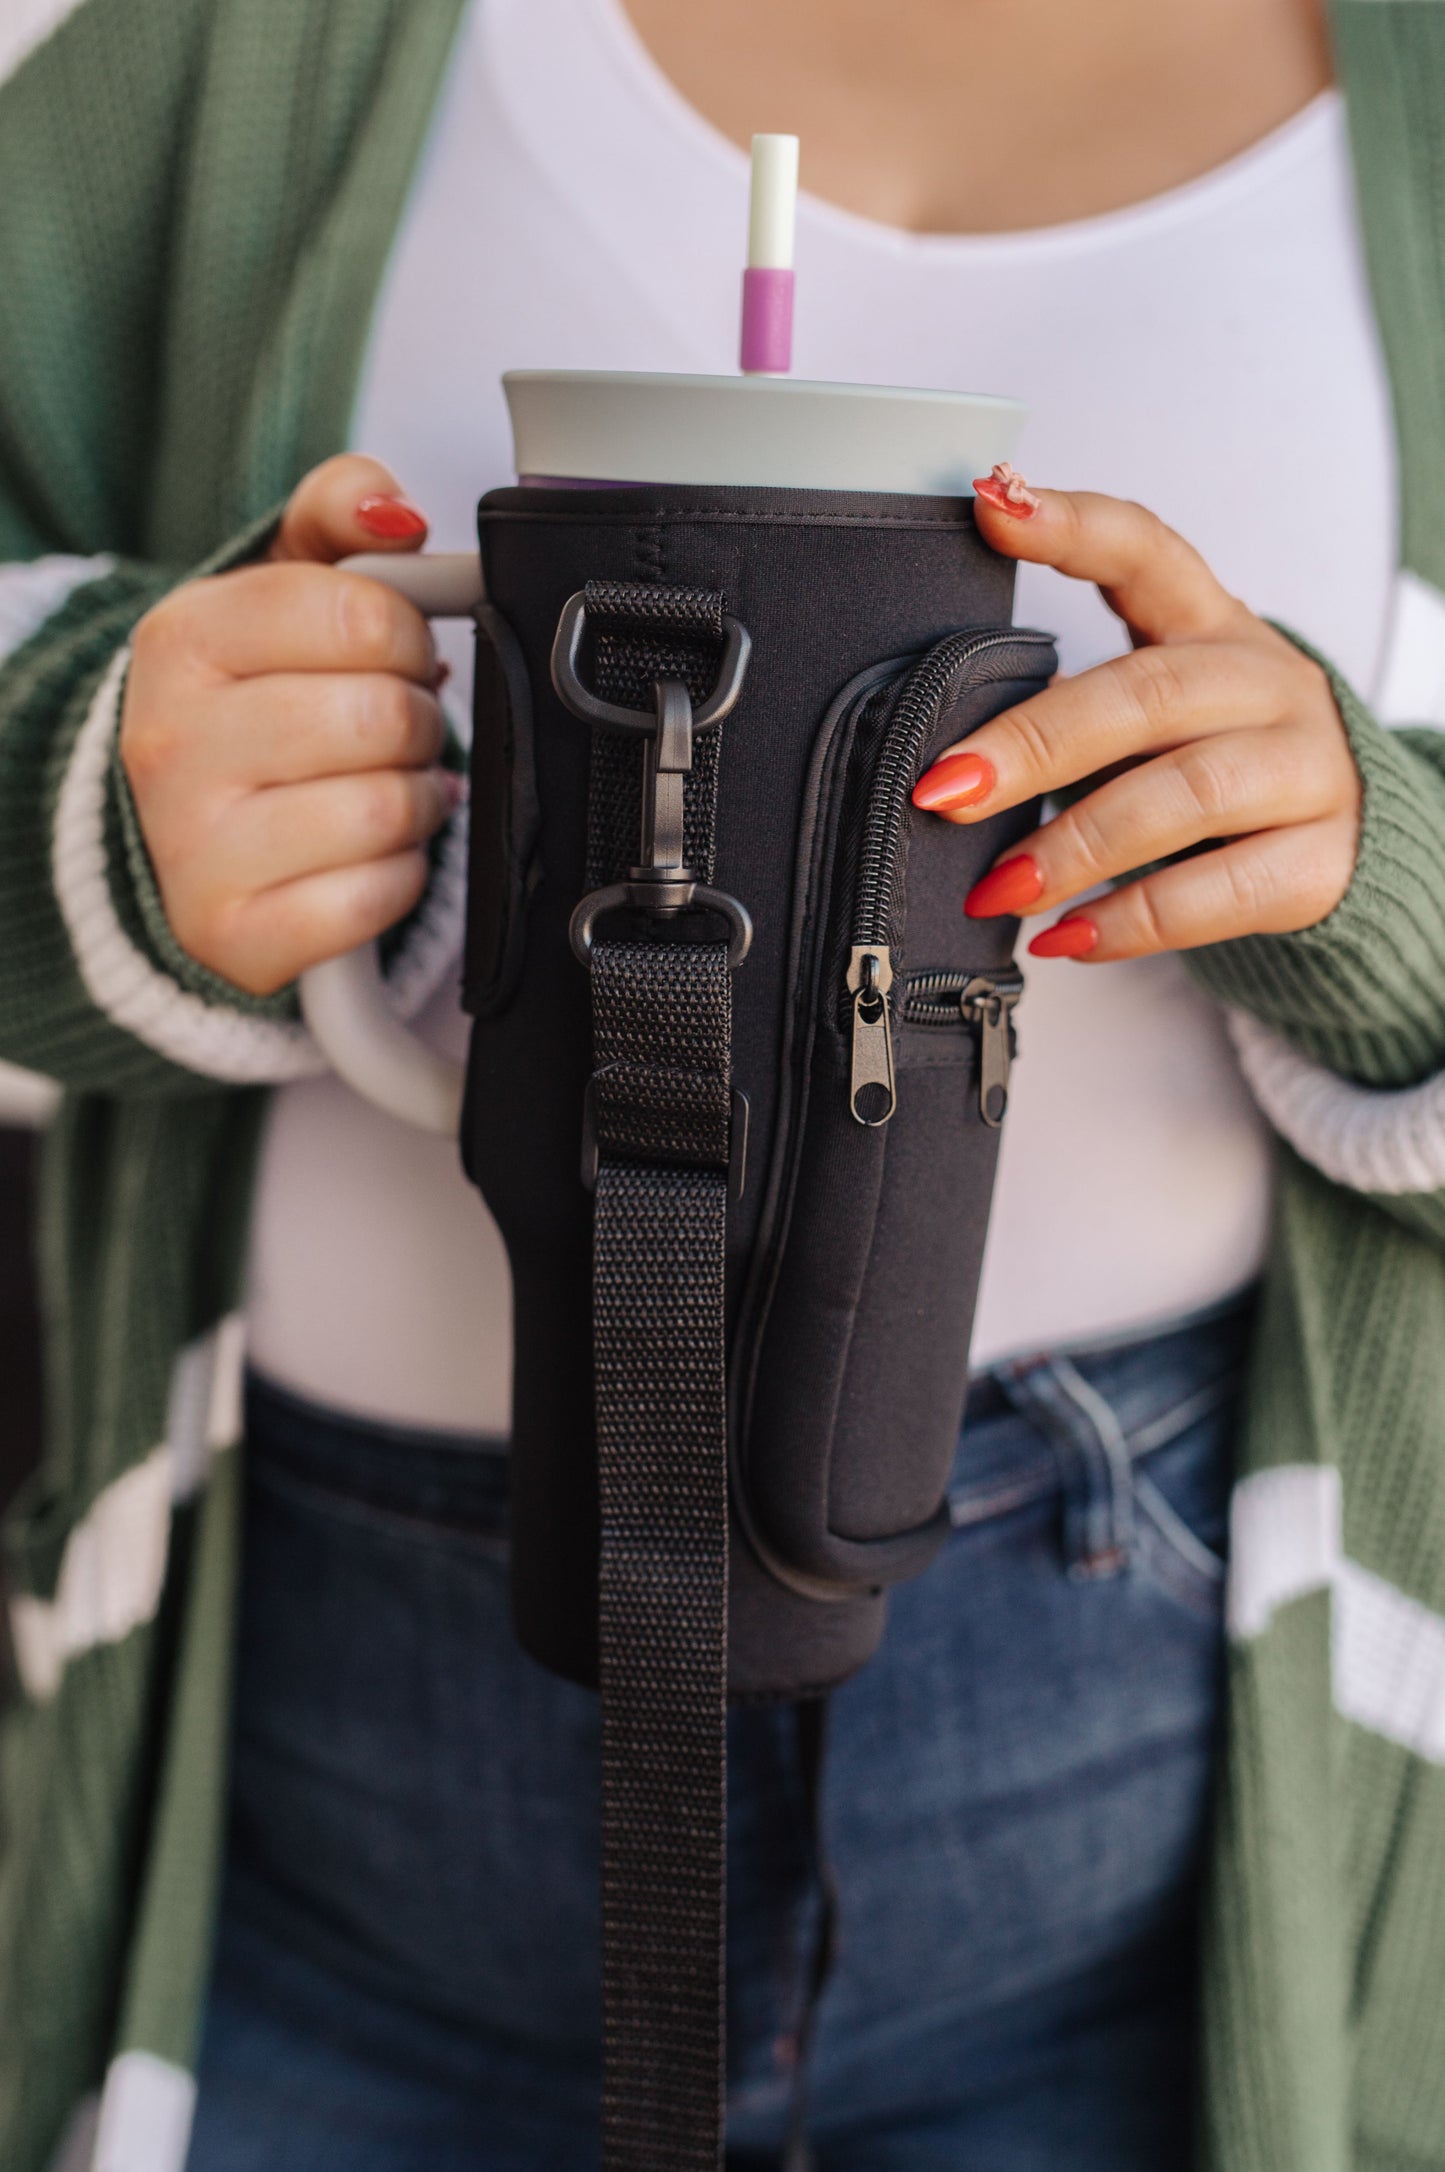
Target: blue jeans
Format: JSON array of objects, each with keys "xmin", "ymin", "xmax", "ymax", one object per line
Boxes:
[{"xmin": 188, "ymin": 1300, "xmax": 1248, "ymax": 2171}]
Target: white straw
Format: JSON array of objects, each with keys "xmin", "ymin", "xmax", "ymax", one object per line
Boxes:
[{"xmin": 747, "ymin": 135, "xmax": 800, "ymax": 270}]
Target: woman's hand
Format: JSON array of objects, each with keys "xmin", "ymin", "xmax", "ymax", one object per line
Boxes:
[
  {"xmin": 120, "ymin": 454, "xmax": 459, "ymax": 997},
  {"xmin": 912, "ymin": 468, "xmax": 1363, "ymax": 960}
]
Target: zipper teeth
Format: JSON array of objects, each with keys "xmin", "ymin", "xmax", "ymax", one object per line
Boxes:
[
  {"xmin": 902, "ymin": 967, "xmax": 1022, "ymax": 1024},
  {"xmin": 852, "ymin": 632, "xmax": 1027, "ymax": 949},
  {"xmin": 904, "ymin": 969, "xmax": 977, "ymax": 1024},
  {"xmin": 904, "ymin": 968, "xmax": 971, "ymax": 1025}
]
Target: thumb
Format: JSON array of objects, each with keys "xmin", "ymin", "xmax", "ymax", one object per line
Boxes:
[
  {"xmin": 971, "ymin": 464, "xmax": 1239, "ymax": 648},
  {"xmin": 269, "ymin": 453, "xmax": 430, "ymax": 565}
]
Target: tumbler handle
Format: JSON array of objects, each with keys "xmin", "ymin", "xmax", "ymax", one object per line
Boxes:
[{"xmin": 296, "ymin": 552, "xmax": 484, "ymax": 1134}]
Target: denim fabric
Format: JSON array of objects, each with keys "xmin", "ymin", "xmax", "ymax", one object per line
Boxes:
[{"xmin": 188, "ymin": 1299, "xmax": 1249, "ymax": 2172}]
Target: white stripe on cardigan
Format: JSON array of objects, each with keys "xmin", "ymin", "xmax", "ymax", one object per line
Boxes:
[
  {"xmin": 0, "ymin": 554, "xmax": 115, "ymax": 665},
  {"xmin": 1231, "ymin": 1464, "xmax": 1445, "ymax": 1765},
  {"xmin": 1224, "ymin": 569, "xmax": 1445, "ymax": 1196},
  {"xmin": 0, "ymin": 0, "xmax": 90, "ymax": 89},
  {"xmin": 7, "ymin": 1315, "xmax": 246, "ymax": 1704},
  {"xmin": 91, "ymin": 2055, "xmax": 195, "ymax": 2172}
]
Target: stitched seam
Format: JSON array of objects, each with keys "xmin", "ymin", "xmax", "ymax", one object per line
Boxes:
[
  {"xmin": 947, "ymin": 1374, "xmax": 1239, "ymax": 1523},
  {"xmin": 247, "ymin": 1459, "xmax": 509, "ymax": 1555},
  {"xmin": 481, "ymin": 508, "xmax": 982, "ymax": 531},
  {"xmin": 1135, "ymin": 1469, "xmax": 1227, "ymax": 1582},
  {"xmin": 947, "ymin": 1471, "xmax": 1056, "ymax": 1526},
  {"xmin": 1128, "ymin": 1373, "xmax": 1242, "ymax": 1457}
]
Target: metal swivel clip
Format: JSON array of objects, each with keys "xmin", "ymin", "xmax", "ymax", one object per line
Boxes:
[{"xmin": 549, "ymin": 592, "xmax": 755, "ymax": 968}]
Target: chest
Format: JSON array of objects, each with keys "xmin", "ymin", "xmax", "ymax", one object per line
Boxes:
[
  {"xmin": 354, "ymin": 0, "xmax": 1397, "ymax": 703},
  {"xmin": 618, "ymin": 0, "xmax": 1332, "ymax": 233}
]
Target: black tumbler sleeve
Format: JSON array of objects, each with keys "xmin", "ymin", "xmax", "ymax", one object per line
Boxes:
[{"xmin": 462, "ymin": 484, "xmax": 1054, "ymax": 1698}]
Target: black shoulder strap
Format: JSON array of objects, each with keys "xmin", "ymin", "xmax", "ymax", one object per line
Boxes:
[
  {"xmin": 593, "ymin": 946, "xmax": 731, "ymax": 2169},
  {"xmin": 563, "ymin": 579, "xmax": 747, "ymax": 2170}
]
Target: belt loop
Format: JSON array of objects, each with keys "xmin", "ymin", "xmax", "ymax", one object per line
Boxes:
[{"xmin": 1001, "ymin": 1356, "xmax": 1136, "ymax": 1579}]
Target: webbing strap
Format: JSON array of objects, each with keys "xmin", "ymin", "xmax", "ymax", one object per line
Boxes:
[
  {"xmin": 584, "ymin": 584, "xmax": 735, "ymax": 2170},
  {"xmin": 781, "ymin": 1698, "xmax": 839, "ymax": 2172},
  {"xmin": 584, "ymin": 578, "xmax": 726, "ymax": 889}
]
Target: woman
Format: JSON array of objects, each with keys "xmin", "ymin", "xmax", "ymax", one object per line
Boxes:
[{"xmin": 2, "ymin": 0, "xmax": 1442, "ymax": 2165}]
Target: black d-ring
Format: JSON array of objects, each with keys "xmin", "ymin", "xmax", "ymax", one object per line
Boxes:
[
  {"xmin": 550, "ymin": 592, "xmax": 751, "ymax": 734},
  {"xmin": 569, "ymin": 882, "xmax": 754, "ymax": 969}
]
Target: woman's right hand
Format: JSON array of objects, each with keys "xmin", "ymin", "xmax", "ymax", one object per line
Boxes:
[{"xmin": 120, "ymin": 454, "xmax": 461, "ymax": 998}]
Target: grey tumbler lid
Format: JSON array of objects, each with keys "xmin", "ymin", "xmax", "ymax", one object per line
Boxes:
[{"xmin": 504, "ymin": 370, "xmax": 1024, "ymax": 495}]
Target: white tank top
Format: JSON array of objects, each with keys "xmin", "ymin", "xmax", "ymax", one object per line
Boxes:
[{"xmin": 244, "ymin": 0, "xmax": 1400, "ymax": 1431}]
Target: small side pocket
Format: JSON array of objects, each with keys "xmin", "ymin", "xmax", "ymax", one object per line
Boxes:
[
  {"xmin": 462, "ymin": 603, "xmax": 541, "ymax": 1019},
  {"xmin": 732, "ymin": 628, "xmax": 1057, "ymax": 1599}
]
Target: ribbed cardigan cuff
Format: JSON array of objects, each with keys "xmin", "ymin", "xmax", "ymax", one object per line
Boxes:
[
  {"xmin": 1188, "ymin": 637, "xmax": 1445, "ymax": 1089},
  {"xmin": 108, "ymin": 512, "xmax": 470, "ymax": 1021}
]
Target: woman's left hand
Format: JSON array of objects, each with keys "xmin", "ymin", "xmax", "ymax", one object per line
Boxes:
[{"xmin": 911, "ymin": 470, "xmax": 1363, "ymax": 960}]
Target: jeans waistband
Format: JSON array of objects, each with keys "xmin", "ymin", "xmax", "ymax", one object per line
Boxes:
[
  {"xmin": 959, "ymin": 1290, "xmax": 1254, "ymax": 1424},
  {"xmin": 243, "ymin": 1374, "xmax": 510, "ymax": 1532},
  {"xmin": 245, "ymin": 1287, "xmax": 1255, "ymax": 1527}
]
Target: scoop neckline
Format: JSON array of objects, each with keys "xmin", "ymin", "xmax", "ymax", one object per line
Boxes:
[{"xmin": 592, "ymin": 0, "xmax": 1342, "ymax": 263}]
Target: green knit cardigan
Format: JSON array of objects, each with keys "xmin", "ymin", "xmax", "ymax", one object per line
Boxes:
[{"xmin": 4, "ymin": 4, "xmax": 1445, "ymax": 2169}]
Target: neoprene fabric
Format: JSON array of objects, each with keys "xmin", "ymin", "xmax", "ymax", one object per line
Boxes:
[{"xmin": 466, "ymin": 485, "xmax": 1053, "ymax": 1696}]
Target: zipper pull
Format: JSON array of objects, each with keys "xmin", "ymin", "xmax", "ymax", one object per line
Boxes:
[
  {"xmin": 960, "ymin": 972, "xmax": 1023, "ymax": 1128},
  {"xmin": 847, "ymin": 945, "xmax": 896, "ymax": 1127}
]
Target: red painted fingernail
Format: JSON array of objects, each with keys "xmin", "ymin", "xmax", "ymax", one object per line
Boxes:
[
  {"xmin": 431, "ymin": 660, "xmax": 453, "ymax": 691},
  {"xmin": 1029, "ymin": 916, "xmax": 1099, "ymax": 959},
  {"xmin": 964, "ymin": 854, "xmax": 1045, "ymax": 919},
  {"xmin": 912, "ymin": 750, "xmax": 995, "ymax": 812},
  {"xmin": 356, "ymin": 494, "xmax": 428, "ymax": 541},
  {"xmin": 972, "ymin": 462, "xmax": 1041, "ymax": 520}
]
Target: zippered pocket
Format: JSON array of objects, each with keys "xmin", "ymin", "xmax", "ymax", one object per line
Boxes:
[
  {"xmin": 829, "ymin": 629, "xmax": 1050, "ymax": 1127},
  {"xmin": 901, "ymin": 965, "xmax": 1025, "ymax": 1127},
  {"xmin": 730, "ymin": 625, "xmax": 1057, "ymax": 1604}
]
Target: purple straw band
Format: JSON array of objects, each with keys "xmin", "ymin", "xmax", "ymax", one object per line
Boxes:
[{"xmin": 740, "ymin": 266, "xmax": 795, "ymax": 374}]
